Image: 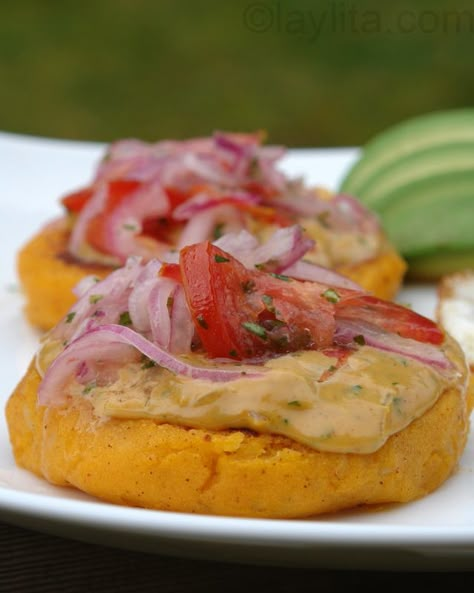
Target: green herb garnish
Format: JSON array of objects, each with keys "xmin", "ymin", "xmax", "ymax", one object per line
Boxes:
[
  {"xmin": 270, "ymin": 273, "xmax": 291, "ymax": 282},
  {"xmin": 354, "ymin": 334, "xmax": 366, "ymax": 346},
  {"xmin": 82, "ymin": 381, "xmax": 96, "ymax": 395},
  {"xmin": 212, "ymin": 223, "xmax": 225, "ymax": 240},
  {"xmin": 141, "ymin": 357, "xmax": 157, "ymax": 369},
  {"xmin": 65, "ymin": 312, "xmax": 76, "ymax": 324},
  {"xmin": 119, "ymin": 311, "xmax": 132, "ymax": 326},
  {"xmin": 241, "ymin": 321, "xmax": 268, "ymax": 340},
  {"xmin": 321, "ymin": 288, "xmax": 340, "ymax": 303},
  {"xmin": 261, "ymin": 294, "xmax": 275, "ymax": 311},
  {"xmin": 214, "ymin": 254, "xmax": 230, "ymax": 263},
  {"xmin": 89, "ymin": 294, "xmax": 103, "ymax": 304},
  {"xmin": 287, "ymin": 400, "xmax": 301, "ymax": 407}
]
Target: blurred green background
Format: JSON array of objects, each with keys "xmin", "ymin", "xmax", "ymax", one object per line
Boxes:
[{"xmin": 1, "ymin": 0, "xmax": 473, "ymax": 147}]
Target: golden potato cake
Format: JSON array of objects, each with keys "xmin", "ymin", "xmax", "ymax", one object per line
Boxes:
[{"xmin": 6, "ymin": 344, "xmax": 470, "ymax": 519}]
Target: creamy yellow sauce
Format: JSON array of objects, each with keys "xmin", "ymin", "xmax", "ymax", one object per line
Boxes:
[{"xmin": 37, "ymin": 339, "xmax": 460, "ymax": 454}]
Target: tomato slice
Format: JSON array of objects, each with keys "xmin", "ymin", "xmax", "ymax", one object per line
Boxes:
[
  {"xmin": 180, "ymin": 242, "xmax": 335, "ymax": 359},
  {"xmin": 159, "ymin": 263, "xmax": 182, "ymax": 283},
  {"xmin": 61, "ymin": 188, "xmax": 94, "ymax": 213},
  {"xmin": 86, "ymin": 180, "xmax": 142, "ymax": 253},
  {"xmin": 336, "ymin": 295, "xmax": 444, "ymax": 345}
]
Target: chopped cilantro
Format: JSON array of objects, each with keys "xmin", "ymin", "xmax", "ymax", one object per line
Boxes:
[
  {"xmin": 214, "ymin": 254, "xmax": 230, "ymax": 263},
  {"xmin": 351, "ymin": 384, "xmax": 363, "ymax": 394},
  {"xmin": 212, "ymin": 223, "xmax": 225, "ymax": 240},
  {"xmin": 321, "ymin": 288, "xmax": 340, "ymax": 303},
  {"xmin": 353, "ymin": 334, "xmax": 366, "ymax": 346},
  {"xmin": 119, "ymin": 311, "xmax": 132, "ymax": 326},
  {"xmin": 166, "ymin": 296, "xmax": 174, "ymax": 310},
  {"xmin": 261, "ymin": 294, "xmax": 274, "ymax": 311},
  {"xmin": 287, "ymin": 400, "xmax": 301, "ymax": 407},
  {"xmin": 141, "ymin": 357, "xmax": 157, "ymax": 369},
  {"xmin": 241, "ymin": 321, "xmax": 268, "ymax": 340},
  {"xmin": 270, "ymin": 273, "xmax": 291, "ymax": 282},
  {"xmin": 82, "ymin": 381, "xmax": 96, "ymax": 395},
  {"xmin": 65, "ymin": 312, "xmax": 76, "ymax": 324},
  {"xmin": 228, "ymin": 349, "xmax": 238, "ymax": 358},
  {"xmin": 89, "ymin": 294, "xmax": 103, "ymax": 304}
]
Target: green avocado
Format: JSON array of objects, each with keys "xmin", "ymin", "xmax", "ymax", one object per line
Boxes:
[
  {"xmin": 340, "ymin": 108, "xmax": 474, "ymax": 197},
  {"xmin": 406, "ymin": 250, "xmax": 474, "ymax": 281},
  {"xmin": 347, "ymin": 142, "xmax": 474, "ymax": 209},
  {"xmin": 377, "ymin": 169, "xmax": 474, "ymax": 257},
  {"xmin": 338, "ymin": 108, "xmax": 474, "ymax": 279}
]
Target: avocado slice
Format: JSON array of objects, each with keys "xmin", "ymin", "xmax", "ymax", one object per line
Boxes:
[
  {"xmin": 349, "ymin": 142, "xmax": 474, "ymax": 209},
  {"xmin": 377, "ymin": 169, "xmax": 474, "ymax": 258},
  {"xmin": 407, "ymin": 250, "xmax": 474, "ymax": 281},
  {"xmin": 340, "ymin": 108, "xmax": 474, "ymax": 197}
]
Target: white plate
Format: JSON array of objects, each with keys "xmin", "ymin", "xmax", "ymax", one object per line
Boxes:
[{"xmin": 1, "ymin": 131, "xmax": 473, "ymax": 571}]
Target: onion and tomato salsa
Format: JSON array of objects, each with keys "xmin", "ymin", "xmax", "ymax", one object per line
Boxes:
[
  {"xmin": 61, "ymin": 131, "xmax": 382, "ymax": 270},
  {"xmin": 36, "ymin": 226, "xmax": 460, "ymax": 454}
]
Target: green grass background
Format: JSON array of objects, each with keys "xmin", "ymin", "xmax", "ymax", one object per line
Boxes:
[{"xmin": 1, "ymin": 0, "xmax": 473, "ymax": 146}]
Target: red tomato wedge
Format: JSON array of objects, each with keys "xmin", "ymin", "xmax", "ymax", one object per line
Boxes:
[
  {"xmin": 61, "ymin": 188, "xmax": 94, "ymax": 213},
  {"xmin": 335, "ymin": 295, "xmax": 444, "ymax": 345},
  {"xmin": 159, "ymin": 263, "xmax": 182, "ymax": 283},
  {"xmin": 86, "ymin": 180, "xmax": 142, "ymax": 253},
  {"xmin": 179, "ymin": 241, "xmax": 336, "ymax": 359}
]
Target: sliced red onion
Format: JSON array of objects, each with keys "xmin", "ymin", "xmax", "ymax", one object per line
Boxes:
[
  {"xmin": 270, "ymin": 189, "xmax": 380, "ymax": 233},
  {"xmin": 332, "ymin": 194, "xmax": 380, "ymax": 233},
  {"xmin": 99, "ymin": 180, "xmax": 170, "ymax": 263},
  {"xmin": 168, "ymin": 285, "xmax": 195, "ymax": 353},
  {"xmin": 177, "ymin": 204, "xmax": 245, "ymax": 249},
  {"xmin": 334, "ymin": 318, "xmax": 453, "ymax": 371},
  {"xmin": 212, "ymin": 228, "xmax": 259, "ymax": 256},
  {"xmin": 72, "ymin": 274, "xmax": 101, "ymax": 298},
  {"xmin": 172, "ymin": 191, "xmax": 261, "ymax": 221},
  {"xmin": 148, "ymin": 278, "xmax": 178, "ymax": 349},
  {"xmin": 69, "ymin": 183, "xmax": 108, "ymax": 260},
  {"xmin": 38, "ymin": 336, "xmax": 141, "ymax": 406},
  {"xmin": 39, "ymin": 324, "xmax": 262, "ymax": 406},
  {"xmin": 128, "ymin": 260, "xmax": 162, "ymax": 332},
  {"xmin": 214, "ymin": 225, "xmax": 314, "ymax": 272},
  {"xmin": 52, "ymin": 257, "xmax": 143, "ymax": 343},
  {"xmin": 281, "ymin": 260, "xmax": 363, "ymax": 291}
]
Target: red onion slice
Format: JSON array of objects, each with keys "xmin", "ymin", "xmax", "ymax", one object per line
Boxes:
[
  {"xmin": 52, "ymin": 257, "xmax": 143, "ymax": 343},
  {"xmin": 128, "ymin": 260, "xmax": 162, "ymax": 332},
  {"xmin": 39, "ymin": 325, "xmax": 262, "ymax": 407},
  {"xmin": 281, "ymin": 260, "xmax": 363, "ymax": 291},
  {"xmin": 177, "ymin": 205, "xmax": 245, "ymax": 249},
  {"xmin": 214, "ymin": 225, "xmax": 314, "ymax": 272},
  {"xmin": 169, "ymin": 285, "xmax": 195, "ymax": 353},
  {"xmin": 69, "ymin": 184, "xmax": 108, "ymax": 260},
  {"xmin": 172, "ymin": 191, "xmax": 261, "ymax": 221},
  {"xmin": 148, "ymin": 278, "xmax": 177, "ymax": 349},
  {"xmin": 334, "ymin": 318, "xmax": 453, "ymax": 371},
  {"xmin": 100, "ymin": 181, "xmax": 170, "ymax": 263}
]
